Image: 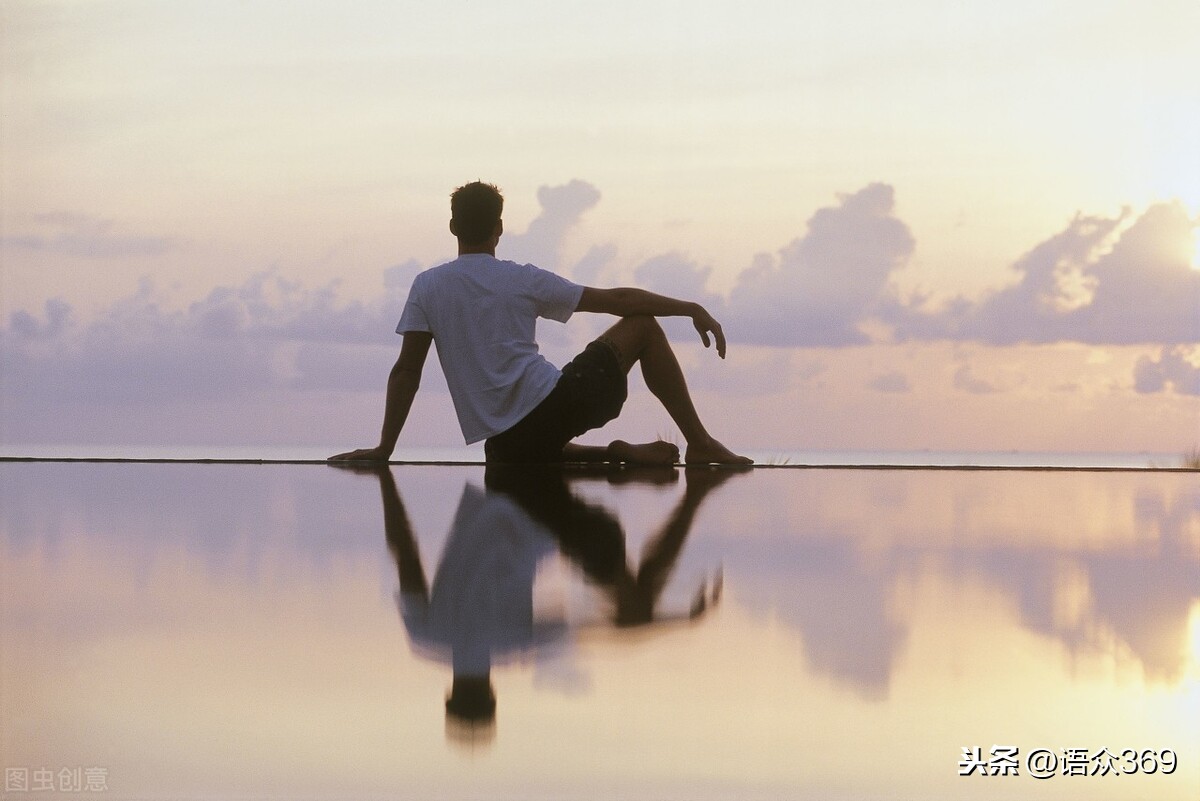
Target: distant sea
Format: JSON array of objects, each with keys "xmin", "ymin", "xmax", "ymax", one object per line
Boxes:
[{"xmin": 0, "ymin": 443, "xmax": 1188, "ymax": 469}]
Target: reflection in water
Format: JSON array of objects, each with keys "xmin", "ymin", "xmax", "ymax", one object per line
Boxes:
[
  {"xmin": 948, "ymin": 483, "xmax": 1200, "ymax": 685},
  {"xmin": 964, "ymin": 538, "xmax": 1200, "ymax": 684},
  {"xmin": 716, "ymin": 470, "xmax": 1200, "ymax": 699},
  {"xmin": 342, "ymin": 463, "xmax": 739, "ymax": 743},
  {"xmin": 759, "ymin": 538, "xmax": 905, "ymax": 701},
  {"xmin": 1, "ymin": 463, "xmax": 1197, "ymax": 799}
]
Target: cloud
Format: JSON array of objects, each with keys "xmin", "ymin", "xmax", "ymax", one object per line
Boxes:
[
  {"xmin": 632, "ymin": 183, "xmax": 917, "ymax": 348},
  {"xmin": 1077, "ymin": 204, "xmax": 1200, "ymax": 344},
  {"xmin": 727, "ymin": 183, "xmax": 916, "ymax": 346},
  {"xmin": 185, "ymin": 271, "xmax": 398, "ymax": 345},
  {"xmin": 292, "ymin": 343, "xmax": 407, "ymax": 392},
  {"xmin": 1134, "ymin": 346, "xmax": 1200, "ymax": 396},
  {"xmin": 949, "ymin": 350, "xmax": 1032, "ymax": 395},
  {"xmin": 0, "ymin": 272, "xmax": 414, "ymax": 440},
  {"xmin": 952, "ymin": 364, "xmax": 999, "ymax": 395},
  {"xmin": 570, "ymin": 243, "xmax": 618, "ymax": 285},
  {"xmin": 3, "ymin": 279, "xmax": 284, "ymax": 406},
  {"xmin": 890, "ymin": 202, "xmax": 1200, "ymax": 346},
  {"xmin": 383, "ymin": 259, "xmax": 424, "ymax": 293},
  {"xmin": 0, "ymin": 181, "xmax": 603, "ymax": 444},
  {"xmin": 8, "ymin": 298, "xmax": 72, "ymax": 340},
  {"xmin": 4, "ymin": 180, "xmax": 1197, "ymax": 450},
  {"xmin": 501, "ymin": 179, "xmax": 602, "ymax": 272},
  {"xmin": 869, "ymin": 371, "xmax": 911, "ymax": 394},
  {"xmin": 0, "ymin": 212, "xmax": 178, "ymax": 258},
  {"xmin": 634, "ymin": 252, "xmax": 725, "ymax": 314}
]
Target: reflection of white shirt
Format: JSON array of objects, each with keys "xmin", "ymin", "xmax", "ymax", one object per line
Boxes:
[
  {"xmin": 397, "ymin": 254, "xmax": 584, "ymax": 443},
  {"xmin": 399, "ymin": 483, "xmax": 566, "ymax": 676}
]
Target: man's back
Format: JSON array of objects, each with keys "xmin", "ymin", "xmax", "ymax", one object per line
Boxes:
[{"xmin": 396, "ymin": 254, "xmax": 583, "ymax": 443}]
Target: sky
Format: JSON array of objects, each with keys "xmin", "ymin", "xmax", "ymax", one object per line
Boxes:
[{"xmin": 2, "ymin": 0, "xmax": 1198, "ymax": 457}]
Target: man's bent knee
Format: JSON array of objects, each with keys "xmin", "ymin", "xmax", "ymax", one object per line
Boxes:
[
  {"xmin": 601, "ymin": 315, "xmax": 663, "ymax": 371},
  {"xmin": 610, "ymin": 315, "xmax": 664, "ymax": 344}
]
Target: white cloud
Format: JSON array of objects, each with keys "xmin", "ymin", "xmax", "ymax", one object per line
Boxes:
[
  {"xmin": 632, "ymin": 183, "xmax": 918, "ymax": 348},
  {"xmin": 634, "ymin": 252, "xmax": 725, "ymax": 314},
  {"xmin": 501, "ymin": 179, "xmax": 602, "ymax": 272},
  {"xmin": 727, "ymin": 183, "xmax": 916, "ymax": 347},
  {"xmin": 634, "ymin": 185, "xmax": 1193, "ymax": 353},
  {"xmin": 1077, "ymin": 204, "xmax": 1200, "ymax": 344},
  {"xmin": 891, "ymin": 202, "xmax": 1200, "ymax": 346}
]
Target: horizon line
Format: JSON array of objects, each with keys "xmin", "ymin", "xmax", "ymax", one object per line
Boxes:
[{"xmin": 1, "ymin": 456, "xmax": 1195, "ymax": 473}]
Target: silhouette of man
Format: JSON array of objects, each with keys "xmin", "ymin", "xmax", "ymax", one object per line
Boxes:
[
  {"xmin": 342, "ymin": 461, "xmax": 735, "ymax": 740},
  {"xmin": 330, "ymin": 181, "xmax": 751, "ymax": 466}
]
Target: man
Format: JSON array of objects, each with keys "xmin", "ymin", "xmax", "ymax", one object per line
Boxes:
[{"xmin": 330, "ymin": 181, "xmax": 750, "ymax": 465}]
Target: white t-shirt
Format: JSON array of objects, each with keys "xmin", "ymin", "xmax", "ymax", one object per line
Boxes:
[
  {"xmin": 398, "ymin": 483, "xmax": 566, "ymax": 675},
  {"xmin": 397, "ymin": 254, "xmax": 584, "ymax": 443}
]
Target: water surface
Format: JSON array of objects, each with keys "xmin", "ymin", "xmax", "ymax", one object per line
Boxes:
[{"xmin": 2, "ymin": 462, "xmax": 1197, "ymax": 799}]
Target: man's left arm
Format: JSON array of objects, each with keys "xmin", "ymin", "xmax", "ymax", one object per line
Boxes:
[{"xmin": 575, "ymin": 286, "xmax": 727, "ymax": 358}]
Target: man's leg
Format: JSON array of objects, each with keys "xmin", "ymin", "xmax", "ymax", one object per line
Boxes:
[
  {"xmin": 563, "ymin": 440, "xmax": 679, "ymax": 465},
  {"xmin": 596, "ymin": 316, "xmax": 751, "ymax": 465}
]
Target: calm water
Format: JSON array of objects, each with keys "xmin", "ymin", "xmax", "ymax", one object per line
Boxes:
[
  {"xmin": 2, "ymin": 462, "xmax": 1198, "ymax": 800},
  {"xmin": 0, "ymin": 443, "xmax": 1188, "ymax": 468}
]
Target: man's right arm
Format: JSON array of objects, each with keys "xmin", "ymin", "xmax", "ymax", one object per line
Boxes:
[{"xmin": 328, "ymin": 331, "xmax": 432, "ymax": 461}]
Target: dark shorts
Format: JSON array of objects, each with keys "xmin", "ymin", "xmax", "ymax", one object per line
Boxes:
[{"xmin": 484, "ymin": 339, "xmax": 628, "ymax": 463}]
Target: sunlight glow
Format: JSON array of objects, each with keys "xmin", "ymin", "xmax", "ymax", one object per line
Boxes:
[
  {"xmin": 1191, "ymin": 224, "xmax": 1200, "ymax": 271},
  {"xmin": 1189, "ymin": 601, "xmax": 1200, "ymax": 673}
]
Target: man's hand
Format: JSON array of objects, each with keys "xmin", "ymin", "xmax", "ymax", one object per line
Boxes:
[
  {"xmin": 691, "ymin": 306, "xmax": 727, "ymax": 359},
  {"xmin": 329, "ymin": 333, "xmax": 429, "ymax": 466},
  {"xmin": 326, "ymin": 460, "xmax": 391, "ymax": 476},
  {"xmin": 328, "ymin": 446, "xmax": 392, "ymax": 463}
]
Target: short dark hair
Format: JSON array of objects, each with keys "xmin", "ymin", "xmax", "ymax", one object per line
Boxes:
[{"xmin": 450, "ymin": 181, "xmax": 503, "ymax": 245}]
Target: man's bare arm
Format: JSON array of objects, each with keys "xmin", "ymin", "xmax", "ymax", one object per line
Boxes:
[
  {"xmin": 328, "ymin": 331, "xmax": 432, "ymax": 461},
  {"xmin": 575, "ymin": 286, "xmax": 728, "ymax": 358}
]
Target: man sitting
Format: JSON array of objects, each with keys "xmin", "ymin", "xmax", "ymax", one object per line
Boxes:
[{"xmin": 330, "ymin": 181, "xmax": 751, "ymax": 466}]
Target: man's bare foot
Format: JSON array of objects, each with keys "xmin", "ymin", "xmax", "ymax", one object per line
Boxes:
[
  {"xmin": 608, "ymin": 439, "xmax": 680, "ymax": 466},
  {"xmin": 684, "ymin": 437, "xmax": 753, "ymax": 465}
]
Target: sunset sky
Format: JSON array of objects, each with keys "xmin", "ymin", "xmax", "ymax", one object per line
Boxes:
[{"xmin": 2, "ymin": 0, "xmax": 1198, "ymax": 457}]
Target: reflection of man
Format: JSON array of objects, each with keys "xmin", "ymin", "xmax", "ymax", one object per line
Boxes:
[
  {"xmin": 371, "ymin": 466, "xmax": 560, "ymax": 738},
  {"xmin": 340, "ymin": 463, "xmax": 743, "ymax": 741},
  {"xmin": 485, "ymin": 464, "xmax": 739, "ymax": 628}
]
